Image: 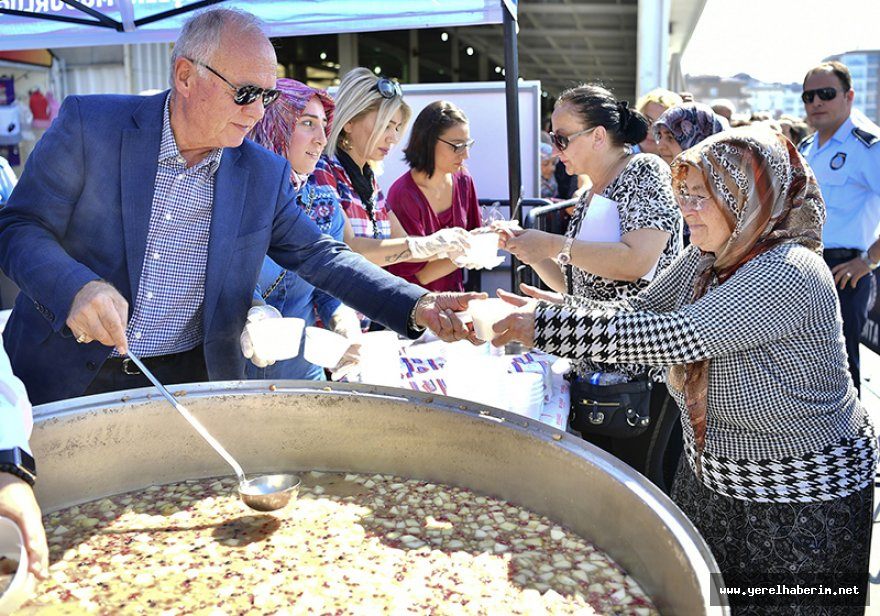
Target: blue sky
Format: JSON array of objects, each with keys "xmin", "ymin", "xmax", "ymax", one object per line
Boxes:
[{"xmin": 682, "ymin": 0, "xmax": 880, "ymax": 83}]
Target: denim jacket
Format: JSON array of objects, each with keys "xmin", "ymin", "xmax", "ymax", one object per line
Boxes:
[{"xmin": 247, "ymin": 175, "xmax": 346, "ymax": 380}]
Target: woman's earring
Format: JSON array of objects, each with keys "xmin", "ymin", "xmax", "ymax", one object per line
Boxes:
[{"xmin": 340, "ymin": 134, "xmax": 352, "ymax": 150}]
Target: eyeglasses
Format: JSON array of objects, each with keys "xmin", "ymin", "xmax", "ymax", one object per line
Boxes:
[
  {"xmin": 438, "ymin": 137, "xmax": 475, "ymax": 154},
  {"xmin": 548, "ymin": 126, "xmax": 596, "ymax": 151},
  {"xmin": 373, "ymin": 77, "xmax": 403, "ymax": 99},
  {"xmin": 801, "ymin": 87, "xmax": 839, "ymax": 104},
  {"xmin": 188, "ymin": 58, "xmax": 280, "ymax": 107},
  {"xmin": 675, "ymin": 192, "xmax": 710, "ymax": 212}
]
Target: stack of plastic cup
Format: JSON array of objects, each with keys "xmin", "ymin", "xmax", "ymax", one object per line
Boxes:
[
  {"xmin": 504, "ymin": 372, "xmax": 545, "ymax": 420},
  {"xmin": 443, "ymin": 341, "xmax": 507, "ymax": 407}
]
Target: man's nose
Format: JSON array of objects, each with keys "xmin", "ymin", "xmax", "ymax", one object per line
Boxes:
[{"xmin": 243, "ymin": 99, "xmax": 265, "ymax": 121}]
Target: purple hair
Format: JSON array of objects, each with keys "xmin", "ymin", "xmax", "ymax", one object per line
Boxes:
[{"xmin": 248, "ymin": 78, "xmax": 335, "ymax": 158}]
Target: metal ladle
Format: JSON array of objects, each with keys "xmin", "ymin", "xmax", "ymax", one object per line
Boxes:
[{"xmin": 125, "ymin": 351, "xmax": 300, "ymax": 512}]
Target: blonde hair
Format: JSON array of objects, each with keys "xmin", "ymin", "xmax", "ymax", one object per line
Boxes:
[
  {"xmin": 635, "ymin": 88, "xmax": 683, "ymax": 114},
  {"xmin": 326, "ymin": 68, "xmax": 412, "ymax": 160}
]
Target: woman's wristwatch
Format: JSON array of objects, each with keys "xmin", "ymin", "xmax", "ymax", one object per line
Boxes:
[
  {"xmin": 861, "ymin": 249, "xmax": 880, "ymax": 271},
  {"xmin": 556, "ymin": 236, "xmax": 574, "ymax": 266}
]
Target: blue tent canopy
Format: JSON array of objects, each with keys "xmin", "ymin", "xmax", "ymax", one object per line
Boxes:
[{"xmin": 0, "ymin": 0, "xmax": 516, "ymax": 51}]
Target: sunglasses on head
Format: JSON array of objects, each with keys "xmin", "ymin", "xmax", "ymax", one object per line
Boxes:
[
  {"xmin": 548, "ymin": 126, "xmax": 596, "ymax": 151},
  {"xmin": 188, "ymin": 57, "xmax": 280, "ymax": 107},
  {"xmin": 438, "ymin": 137, "xmax": 475, "ymax": 154},
  {"xmin": 374, "ymin": 77, "xmax": 403, "ymax": 99},
  {"xmin": 801, "ymin": 87, "xmax": 839, "ymax": 104}
]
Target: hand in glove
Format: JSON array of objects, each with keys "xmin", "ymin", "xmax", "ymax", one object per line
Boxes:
[
  {"xmin": 240, "ymin": 304, "xmax": 283, "ymax": 368},
  {"xmin": 406, "ymin": 227, "xmax": 471, "ymax": 261},
  {"xmin": 327, "ymin": 306, "xmax": 363, "ymax": 381}
]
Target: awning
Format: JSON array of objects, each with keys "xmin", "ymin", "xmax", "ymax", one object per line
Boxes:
[{"xmin": 0, "ymin": 0, "xmax": 513, "ymax": 51}]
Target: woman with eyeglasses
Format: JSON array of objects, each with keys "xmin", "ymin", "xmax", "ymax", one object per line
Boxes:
[
  {"xmin": 652, "ymin": 102, "xmax": 725, "ymax": 166},
  {"xmin": 242, "ymin": 78, "xmax": 361, "ymax": 380},
  {"xmin": 501, "ymin": 84, "xmax": 683, "ymax": 493},
  {"xmin": 384, "ymin": 101, "xmax": 484, "ymax": 292},
  {"xmin": 492, "ymin": 127, "xmax": 877, "ymax": 615},
  {"xmin": 312, "ymin": 69, "xmax": 471, "ymax": 275}
]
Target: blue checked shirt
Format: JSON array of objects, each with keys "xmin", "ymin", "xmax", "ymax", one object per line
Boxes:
[{"xmin": 111, "ymin": 95, "xmax": 222, "ymax": 357}]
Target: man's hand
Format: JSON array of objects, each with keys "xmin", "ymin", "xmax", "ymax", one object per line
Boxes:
[
  {"xmin": 0, "ymin": 474, "xmax": 48, "ymax": 580},
  {"xmin": 66, "ymin": 280, "xmax": 129, "ymax": 353},
  {"xmin": 414, "ymin": 292, "xmax": 487, "ymax": 343},
  {"xmin": 831, "ymin": 257, "xmax": 872, "ymax": 290},
  {"xmin": 240, "ymin": 304, "xmax": 283, "ymax": 368},
  {"xmin": 491, "ymin": 290, "xmax": 538, "ymax": 347},
  {"xmin": 503, "ymin": 229, "xmax": 560, "ymax": 265}
]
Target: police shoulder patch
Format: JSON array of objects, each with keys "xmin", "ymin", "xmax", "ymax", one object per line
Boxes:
[{"xmin": 852, "ymin": 127, "xmax": 880, "ymax": 148}]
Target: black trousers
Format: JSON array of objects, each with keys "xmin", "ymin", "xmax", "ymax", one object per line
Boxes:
[
  {"xmin": 578, "ymin": 383, "xmax": 683, "ymax": 495},
  {"xmin": 83, "ymin": 345, "xmax": 208, "ymax": 398},
  {"xmin": 824, "ymin": 251, "xmax": 873, "ymax": 396}
]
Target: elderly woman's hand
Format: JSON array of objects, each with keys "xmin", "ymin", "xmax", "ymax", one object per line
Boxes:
[
  {"xmin": 502, "ymin": 229, "xmax": 560, "ymax": 265},
  {"xmin": 490, "ymin": 290, "xmax": 538, "ymax": 347},
  {"xmin": 519, "ymin": 282, "xmax": 564, "ymax": 304}
]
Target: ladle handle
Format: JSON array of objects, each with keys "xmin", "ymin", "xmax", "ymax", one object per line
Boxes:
[{"xmin": 125, "ymin": 351, "xmax": 247, "ymax": 484}]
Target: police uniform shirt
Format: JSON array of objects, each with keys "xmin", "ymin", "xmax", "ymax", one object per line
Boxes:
[{"xmin": 798, "ymin": 116, "xmax": 880, "ymax": 250}]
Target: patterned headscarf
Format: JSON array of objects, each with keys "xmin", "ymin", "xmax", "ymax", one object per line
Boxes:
[
  {"xmin": 653, "ymin": 102, "xmax": 725, "ymax": 150},
  {"xmin": 668, "ymin": 126, "xmax": 825, "ymax": 475},
  {"xmin": 248, "ymin": 78, "xmax": 335, "ymax": 161}
]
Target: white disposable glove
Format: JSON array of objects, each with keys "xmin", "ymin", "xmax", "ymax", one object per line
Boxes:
[
  {"xmin": 240, "ymin": 304, "xmax": 283, "ymax": 368},
  {"xmin": 327, "ymin": 306, "xmax": 363, "ymax": 381},
  {"xmin": 407, "ymin": 227, "xmax": 471, "ymax": 260}
]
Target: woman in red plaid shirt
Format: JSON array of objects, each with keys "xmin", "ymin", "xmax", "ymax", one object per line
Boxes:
[{"xmin": 312, "ymin": 68, "xmax": 472, "ymax": 271}]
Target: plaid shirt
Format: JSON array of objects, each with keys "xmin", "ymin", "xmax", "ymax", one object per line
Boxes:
[
  {"xmin": 111, "ymin": 94, "xmax": 222, "ymax": 357},
  {"xmin": 312, "ymin": 154, "xmax": 391, "ymax": 239}
]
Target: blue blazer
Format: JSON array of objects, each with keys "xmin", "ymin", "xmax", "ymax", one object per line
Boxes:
[{"xmin": 0, "ymin": 92, "xmax": 423, "ymax": 405}]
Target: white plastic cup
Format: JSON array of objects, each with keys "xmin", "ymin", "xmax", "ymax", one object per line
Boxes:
[
  {"xmin": 359, "ymin": 331, "xmax": 402, "ymax": 387},
  {"xmin": 303, "ymin": 327, "xmax": 351, "ymax": 368},
  {"xmin": 0, "ymin": 516, "xmax": 36, "ymax": 614},
  {"xmin": 468, "ymin": 298, "xmax": 513, "ymax": 342},
  {"xmin": 467, "ymin": 233, "xmax": 500, "ymax": 265},
  {"xmin": 245, "ymin": 317, "xmax": 305, "ymax": 362}
]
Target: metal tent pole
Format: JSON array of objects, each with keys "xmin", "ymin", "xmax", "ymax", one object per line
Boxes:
[{"xmin": 502, "ymin": 3, "xmax": 522, "ymax": 293}]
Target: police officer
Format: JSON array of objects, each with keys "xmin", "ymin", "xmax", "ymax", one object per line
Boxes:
[{"xmin": 798, "ymin": 61, "xmax": 880, "ymax": 394}]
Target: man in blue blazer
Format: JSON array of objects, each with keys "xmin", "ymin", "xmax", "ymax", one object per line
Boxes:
[{"xmin": 0, "ymin": 8, "xmax": 479, "ymax": 405}]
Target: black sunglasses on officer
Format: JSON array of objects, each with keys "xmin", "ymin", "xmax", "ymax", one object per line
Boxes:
[{"xmin": 187, "ymin": 57, "xmax": 280, "ymax": 108}]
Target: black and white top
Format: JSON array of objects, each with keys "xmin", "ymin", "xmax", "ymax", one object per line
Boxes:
[
  {"xmin": 538, "ymin": 243, "xmax": 878, "ymax": 503},
  {"xmin": 564, "ymin": 153, "xmax": 682, "ymax": 381}
]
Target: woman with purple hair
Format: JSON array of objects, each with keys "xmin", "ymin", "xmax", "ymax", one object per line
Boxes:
[{"xmin": 243, "ymin": 78, "xmax": 361, "ymax": 380}]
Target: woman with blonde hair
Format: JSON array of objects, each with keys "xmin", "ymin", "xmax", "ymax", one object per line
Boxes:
[
  {"xmin": 313, "ymin": 68, "xmax": 470, "ymax": 270},
  {"xmin": 633, "ymin": 88, "xmax": 683, "ymax": 156}
]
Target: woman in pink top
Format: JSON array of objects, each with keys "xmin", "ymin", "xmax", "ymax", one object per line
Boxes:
[{"xmin": 387, "ymin": 101, "xmax": 482, "ymax": 292}]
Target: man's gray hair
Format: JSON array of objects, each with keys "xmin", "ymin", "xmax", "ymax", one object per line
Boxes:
[{"xmin": 169, "ymin": 7, "xmax": 265, "ymax": 86}]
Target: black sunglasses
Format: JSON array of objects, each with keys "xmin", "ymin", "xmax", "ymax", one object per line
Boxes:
[
  {"xmin": 373, "ymin": 77, "xmax": 403, "ymax": 99},
  {"xmin": 801, "ymin": 87, "xmax": 839, "ymax": 104},
  {"xmin": 438, "ymin": 137, "xmax": 475, "ymax": 154},
  {"xmin": 548, "ymin": 126, "xmax": 596, "ymax": 151},
  {"xmin": 188, "ymin": 57, "xmax": 280, "ymax": 107}
]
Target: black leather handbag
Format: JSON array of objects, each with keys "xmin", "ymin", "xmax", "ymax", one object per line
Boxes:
[{"xmin": 568, "ymin": 374, "xmax": 653, "ymax": 438}]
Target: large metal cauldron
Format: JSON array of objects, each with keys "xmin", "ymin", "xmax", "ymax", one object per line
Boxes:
[{"xmin": 31, "ymin": 381, "xmax": 728, "ymax": 614}]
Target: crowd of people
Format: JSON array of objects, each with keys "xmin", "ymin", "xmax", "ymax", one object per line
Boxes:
[{"xmin": 0, "ymin": 6, "xmax": 878, "ymax": 614}]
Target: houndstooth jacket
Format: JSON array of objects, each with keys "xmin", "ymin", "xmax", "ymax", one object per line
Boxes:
[{"xmin": 537, "ymin": 242, "xmax": 878, "ymax": 503}]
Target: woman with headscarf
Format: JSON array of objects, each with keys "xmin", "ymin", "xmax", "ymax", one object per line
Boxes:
[
  {"xmin": 312, "ymin": 68, "xmax": 471, "ymax": 270},
  {"xmin": 653, "ymin": 102, "xmax": 726, "ymax": 166},
  {"xmin": 243, "ymin": 78, "xmax": 361, "ymax": 380},
  {"xmin": 492, "ymin": 126, "xmax": 877, "ymax": 614}
]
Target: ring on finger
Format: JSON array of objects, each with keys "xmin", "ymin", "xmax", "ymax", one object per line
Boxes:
[
  {"xmin": 76, "ymin": 333, "xmax": 88, "ymax": 344},
  {"xmin": 845, "ymin": 272, "xmax": 852, "ymax": 278}
]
